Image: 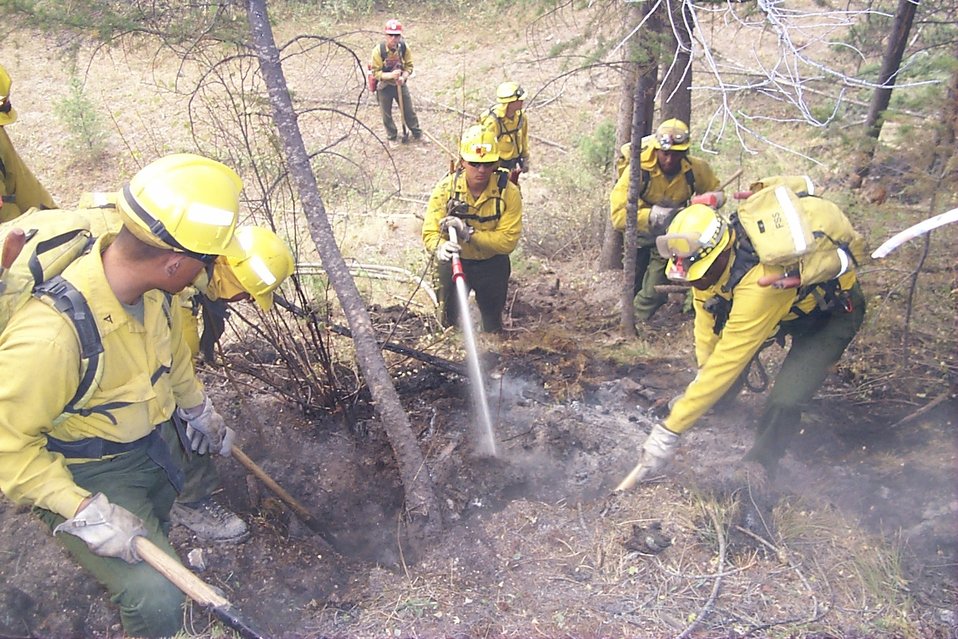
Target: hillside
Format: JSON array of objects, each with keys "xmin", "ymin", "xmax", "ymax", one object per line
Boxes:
[{"xmin": 0, "ymin": 3, "xmax": 956, "ymax": 638}]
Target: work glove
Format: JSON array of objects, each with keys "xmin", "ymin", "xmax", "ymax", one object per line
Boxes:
[
  {"xmin": 54, "ymin": 493, "xmax": 147, "ymax": 564},
  {"xmin": 649, "ymin": 205, "xmax": 680, "ymax": 233},
  {"xmin": 634, "ymin": 424, "xmax": 681, "ymax": 481},
  {"xmin": 436, "ymin": 240, "xmax": 460, "ymax": 262},
  {"xmin": 176, "ymin": 395, "xmax": 235, "ymax": 457},
  {"xmin": 439, "ymin": 216, "xmax": 471, "ymax": 242},
  {"xmin": 520, "ymin": 158, "xmax": 530, "ymax": 173}
]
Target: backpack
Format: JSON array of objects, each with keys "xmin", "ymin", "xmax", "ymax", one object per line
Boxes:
[
  {"xmin": 0, "ymin": 208, "xmax": 105, "ymax": 425},
  {"xmin": 733, "ymin": 177, "xmax": 866, "ymax": 289}
]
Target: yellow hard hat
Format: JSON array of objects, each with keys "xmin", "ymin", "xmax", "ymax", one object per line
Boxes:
[
  {"xmin": 117, "ymin": 153, "xmax": 244, "ymax": 262},
  {"xmin": 653, "ymin": 118, "xmax": 690, "ymax": 152},
  {"xmin": 459, "ymin": 125, "xmax": 499, "ymax": 163},
  {"xmin": 656, "ymin": 203, "xmax": 730, "ymax": 282},
  {"xmin": 226, "ymin": 226, "xmax": 295, "ymax": 311},
  {"xmin": 0, "ymin": 64, "xmax": 19, "ymax": 126},
  {"xmin": 496, "ymin": 81, "xmax": 526, "ymax": 104}
]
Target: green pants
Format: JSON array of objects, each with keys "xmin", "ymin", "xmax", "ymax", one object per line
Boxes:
[
  {"xmin": 161, "ymin": 419, "xmax": 221, "ymax": 504},
  {"xmin": 377, "ymin": 83, "xmax": 421, "ymax": 140},
  {"xmin": 35, "ymin": 422, "xmax": 186, "ymax": 638},
  {"xmin": 632, "ymin": 246, "xmax": 669, "ymax": 321},
  {"xmin": 744, "ymin": 282, "xmax": 866, "ymax": 473},
  {"xmin": 438, "ymin": 253, "xmax": 511, "ymax": 333}
]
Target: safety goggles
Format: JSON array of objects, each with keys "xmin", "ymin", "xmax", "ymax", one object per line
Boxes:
[
  {"xmin": 465, "ymin": 160, "xmax": 497, "ymax": 168},
  {"xmin": 657, "ymin": 129, "xmax": 689, "ymax": 151}
]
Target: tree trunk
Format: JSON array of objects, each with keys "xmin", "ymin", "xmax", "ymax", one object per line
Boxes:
[
  {"xmin": 246, "ymin": 0, "xmax": 443, "ymax": 542},
  {"xmin": 621, "ymin": 2, "xmax": 660, "ymax": 337},
  {"xmin": 659, "ymin": 0, "xmax": 693, "ymax": 124},
  {"xmin": 597, "ymin": 63, "xmax": 637, "ymax": 271},
  {"xmin": 864, "ymin": 0, "xmax": 918, "ymax": 139}
]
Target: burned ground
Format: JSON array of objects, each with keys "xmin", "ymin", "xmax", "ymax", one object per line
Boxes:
[{"xmin": 1, "ymin": 265, "xmax": 955, "ymax": 639}]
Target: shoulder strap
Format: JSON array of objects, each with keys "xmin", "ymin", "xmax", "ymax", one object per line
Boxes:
[{"xmin": 32, "ymin": 276, "xmax": 111, "ymax": 424}]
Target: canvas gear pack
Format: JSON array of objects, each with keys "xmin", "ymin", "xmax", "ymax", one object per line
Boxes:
[
  {"xmin": 0, "ymin": 208, "xmax": 111, "ymax": 425},
  {"xmin": 732, "ymin": 177, "xmax": 866, "ymax": 290}
]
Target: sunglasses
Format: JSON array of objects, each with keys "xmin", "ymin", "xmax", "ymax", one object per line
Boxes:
[{"xmin": 465, "ymin": 160, "xmax": 497, "ymax": 168}]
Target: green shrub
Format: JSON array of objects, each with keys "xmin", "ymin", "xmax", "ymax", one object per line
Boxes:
[
  {"xmin": 577, "ymin": 119, "xmax": 616, "ymax": 173},
  {"xmin": 54, "ymin": 75, "xmax": 108, "ymax": 160}
]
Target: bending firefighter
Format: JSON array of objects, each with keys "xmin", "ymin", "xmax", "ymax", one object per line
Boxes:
[
  {"xmin": 610, "ymin": 119, "xmax": 721, "ymax": 321},
  {"xmin": 478, "ymin": 81, "xmax": 530, "ymax": 185},
  {"xmin": 0, "ymin": 63, "xmax": 56, "ymax": 222},
  {"xmin": 0, "ymin": 154, "xmax": 248, "ymax": 637},
  {"xmin": 620, "ymin": 180, "xmax": 866, "ymax": 490},
  {"xmin": 422, "ymin": 125, "xmax": 522, "ymax": 333}
]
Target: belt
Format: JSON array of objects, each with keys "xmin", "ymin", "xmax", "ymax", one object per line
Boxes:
[{"xmin": 46, "ymin": 424, "xmax": 185, "ymax": 493}]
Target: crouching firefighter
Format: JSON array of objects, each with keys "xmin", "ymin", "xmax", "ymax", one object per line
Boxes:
[
  {"xmin": 422, "ymin": 125, "xmax": 523, "ymax": 333},
  {"xmin": 0, "ymin": 153, "xmax": 246, "ymax": 638},
  {"xmin": 618, "ymin": 178, "xmax": 866, "ymax": 492}
]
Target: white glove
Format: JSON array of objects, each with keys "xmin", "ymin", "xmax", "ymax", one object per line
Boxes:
[
  {"xmin": 439, "ymin": 216, "xmax": 470, "ymax": 242},
  {"xmin": 649, "ymin": 205, "xmax": 679, "ymax": 232},
  {"xmin": 634, "ymin": 424, "xmax": 681, "ymax": 481},
  {"xmin": 176, "ymin": 396, "xmax": 234, "ymax": 456},
  {"xmin": 436, "ymin": 240, "xmax": 460, "ymax": 262},
  {"xmin": 54, "ymin": 493, "xmax": 147, "ymax": 564}
]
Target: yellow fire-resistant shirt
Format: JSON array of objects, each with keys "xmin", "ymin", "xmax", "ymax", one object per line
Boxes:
[
  {"xmin": 0, "ymin": 127, "xmax": 57, "ymax": 222},
  {"xmin": 664, "ymin": 237, "xmax": 859, "ymax": 435},
  {"xmin": 610, "ymin": 141, "xmax": 719, "ymax": 234},
  {"xmin": 370, "ymin": 40, "xmax": 415, "ymax": 85},
  {"xmin": 0, "ymin": 234, "xmax": 205, "ymax": 518},
  {"xmin": 422, "ymin": 170, "xmax": 523, "ymax": 261},
  {"xmin": 478, "ymin": 104, "xmax": 529, "ymax": 165}
]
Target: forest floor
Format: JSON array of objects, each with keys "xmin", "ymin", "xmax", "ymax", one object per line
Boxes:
[{"xmin": 0, "ymin": 4, "xmax": 956, "ymax": 639}]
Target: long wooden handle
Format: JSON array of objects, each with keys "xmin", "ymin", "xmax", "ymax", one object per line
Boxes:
[
  {"xmin": 135, "ymin": 537, "xmax": 267, "ymax": 638},
  {"xmin": 134, "ymin": 537, "xmax": 230, "ymax": 608},
  {"xmin": 232, "ymin": 446, "xmax": 314, "ymax": 526},
  {"xmin": 719, "ymin": 168, "xmax": 744, "ymax": 192}
]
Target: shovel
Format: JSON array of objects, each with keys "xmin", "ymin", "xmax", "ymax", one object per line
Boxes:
[
  {"xmin": 0, "ymin": 228, "xmax": 27, "ymax": 293},
  {"xmin": 395, "ymin": 78, "xmax": 409, "ymax": 143},
  {"xmin": 134, "ymin": 537, "xmax": 267, "ymax": 639}
]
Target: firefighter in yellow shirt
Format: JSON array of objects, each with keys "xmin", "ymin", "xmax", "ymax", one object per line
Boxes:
[
  {"xmin": 620, "ymin": 201, "xmax": 865, "ymax": 490},
  {"xmin": 370, "ymin": 18, "xmax": 422, "ymax": 142},
  {"xmin": 0, "ymin": 154, "xmax": 245, "ymax": 637},
  {"xmin": 0, "ymin": 64, "xmax": 56, "ymax": 222},
  {"xmin": 422, "ymin": 125, "xmax": 522, "ymax": 333},
  {"xmin": 479, "ymin": 81, "xmax": 530, "ymax": 185},
  {"xmin": 610, "ymin": 119, "xmax": 721, "ymax": 321}
]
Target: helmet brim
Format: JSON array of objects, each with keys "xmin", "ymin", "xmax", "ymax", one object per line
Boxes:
[
  {"xmin": 0, "ymin": 105, "xmax": 18, "ymax": 126},
  {"xmin": 667, "ymin": 226, "xmax": 730, "ymax": 282}
]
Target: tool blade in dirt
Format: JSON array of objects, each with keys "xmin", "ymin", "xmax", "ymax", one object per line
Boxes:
[
  {"xmin": 871, "ymin": 207, "xmax": 958, "ymax": 259},
  {"xmin": 133, "ymin": 536, "xmax": 267, "ymax": 639},
  {"xmin": 448, "ymin": 227, "xmax": 497, "ymax": 457}
]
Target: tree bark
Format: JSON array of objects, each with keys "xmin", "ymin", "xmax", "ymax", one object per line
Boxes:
[
  {"xmin": 246, "ymin": 0, "xmax": 442, "ymax": 542},
  {"xmin": 864, "ymin": 0, "xmax": 918, "ymax": 139},
  {"xmin": 659, "ymin": 0, "xmax": 693, "ymax": 123},
  {"xmin": 621, "ymin": 2, "xmax": 660, "ymax": 337},
  {"xmin": 597, "ymin": 62, "xmax": 637, "ymax": 271}
]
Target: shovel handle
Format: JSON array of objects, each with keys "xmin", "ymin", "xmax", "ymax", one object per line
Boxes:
[
  {"xmin": 134, "ymin": 537, "xmax": 230, "ymax": 608},
  {"xmin": 1, "ymin": 228, "xmax": 27, "ymax": 270}
]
